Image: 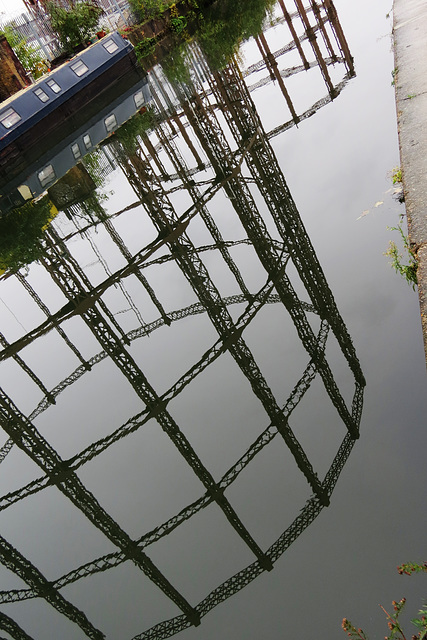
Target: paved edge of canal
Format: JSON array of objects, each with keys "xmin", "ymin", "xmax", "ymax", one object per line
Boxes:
[{"xmin": 393, "ymin": 0, "xmax": 427, "ymax": 367}]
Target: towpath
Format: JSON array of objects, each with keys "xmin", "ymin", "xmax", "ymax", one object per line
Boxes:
[{"xmin": 393, "ymin": 0, "xmax": 427, "ymax": 366}]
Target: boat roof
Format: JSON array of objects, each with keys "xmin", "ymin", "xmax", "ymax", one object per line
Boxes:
[{"xmin": 0, "ymin": 32, "xmax": 127, "ymax": 110}]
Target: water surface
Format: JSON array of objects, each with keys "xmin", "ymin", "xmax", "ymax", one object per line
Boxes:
[{"xmin": 0, "ymin": 1, "xmax": 426, "ymax": 639}]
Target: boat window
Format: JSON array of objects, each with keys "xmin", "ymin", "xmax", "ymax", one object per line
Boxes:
[
  {"xmin": 38, "ymin": 164, "xmax": 56, "ymax": 188},
  {"xmin": 71, "ymin": 143, "xmax": 81, "ymax": 159},
  {"xmin": 104, "ymin": 114, "xmax": 117, "ymax": 132},
  {"xmin": 0, "ymin": 107, "xmax": 21, "ymax": 129},
  {"xmin": 134, "ymin": 90, "xmax": 145, "ymax": 108},
  {"xmin": 103, "ymin": 39, "xmax": 119, "ymax": 54},
  {"xmin": 83, "ymin": 134, "xmax": 92, "ymax": 149},
  {"xmin": 70, "ymin": 60, "xmax": 89, "ymax": 77},
  {"xmin": 34, "ymin": 87, "xmax": 50, "ymax": 103},
  {"xmin": 46, "ymin": 79, "xmax": 61, "ymax": 93}
]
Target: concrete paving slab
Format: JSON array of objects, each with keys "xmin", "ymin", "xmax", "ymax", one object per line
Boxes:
[{"xmin": 393, "ymin": 0, "xmax": 427, "ymax": 365}]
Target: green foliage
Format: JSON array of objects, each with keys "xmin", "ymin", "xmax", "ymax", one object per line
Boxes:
[
  {"xmin": 0, "ymin": 198, "xmax": 57, "ymax": 274},
  {"xmin": 398, "ymin": 562, "xmax": 427, "ymax": 576},
  {"xmin": 198, "ymin": 0, "xmax": 276, "ymax": 69},
  {"xmin": 127, "ymin": 0, "xmax": 275, "ymax": 73},
  {"xmin": 412, "ymin": 605, "xmax": 427, "ymax": 640},
  {"xmin": 45, "ymin": 1, "xmax": 103, "ymax": 52},
  {"xmin": 343, "ymin": 563, "xmax": 427, "ymax": 640},
  {"xmin": 127, "ymin": 0, "xmax": 145, "ymax": 23},
  {"xmin": 82, "ymin": 149, "xmax": 108, "ymax": 188},
  {"xmin": 134, "ymin": 36, "xmax": 157, "ymax": 60},
  {"xmin": 54, "ymin": 150, "xmax": 110, "ymax": 222},
  {"xmin": 2, "ymin": 25, "xmax": 45, "ymax": 79},
  {"xmin": 391, "ymin": 167, "xmax": 402, "ymax": 184},
  {"xmin": 385, "ymin": 223, "xmax": 418, "ymax": 289},
  {"xmin": 161, "ymin": 42, "xmax": 191, "ymax": 84},
  {"xmin": 128, "ymin": 0, "xmax": 276, "ymax": 70},
  {"xmin": 170, "ymin": 15, "xmax": 187, "ymax": 33},
  {"xmin": 112, "ymin": 107, "xmax": 157, "ymax": 153},
  {"xmin": 128, "ymin": 0, "xmax": 174, "ymax": 23},
  {"xmin": 379, "ymin": 598, "xmax": 409, "ymax": 640}
]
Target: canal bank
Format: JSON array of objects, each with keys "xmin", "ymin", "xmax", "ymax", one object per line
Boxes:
[{"xmin": 393, "ymin": 0, "xmax": 427, "ymax": 365}]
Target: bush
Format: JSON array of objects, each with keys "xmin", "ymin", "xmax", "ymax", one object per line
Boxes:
[{"xmin": 46, "ymin": 1, "xmax": 103, "ymax": 52}]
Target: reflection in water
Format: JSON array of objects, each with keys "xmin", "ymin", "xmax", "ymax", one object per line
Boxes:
[
  {"xmin": 0, "ymin": 74, "xmax": 151, "ymax": 215},
  {"xmin": 0, "ymin": 2, "xmax": 364, "ymax": 638}
]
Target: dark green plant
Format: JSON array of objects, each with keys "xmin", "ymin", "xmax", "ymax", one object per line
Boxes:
[
  {"xmin": 385, "ymin": 223, "xmax": 418, "ymax": 289},
  {"xmin": 2, "ymin": 25, "xmax": 45, "ymax": 78},
  {"xmin": 342, "ymin": 562, "xmax": 427, "ymax": 640},
  {"xmin": 45, "ymin": 1, "xmax": 103, "ymax": 52},
  {"xmin": 0, "ymin": 197, "xmax": 57, "ymax": 274}
]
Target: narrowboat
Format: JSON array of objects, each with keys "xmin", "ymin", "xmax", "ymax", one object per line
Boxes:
[
  {"xmin": 0, "ymin": 75, "xmax": 152, "ymax": 214},
  {"xmin": 0, "ymin": 32, "xmax": 144, "ymax": 188}
]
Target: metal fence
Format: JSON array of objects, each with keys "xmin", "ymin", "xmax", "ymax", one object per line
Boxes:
[
  {"xmin": 0, "ymin": 0, "xmax": 133, "ymax": 66},
  {"xmin": 0, "ymin": 10, "xmax": 62, "ymax": 62}
]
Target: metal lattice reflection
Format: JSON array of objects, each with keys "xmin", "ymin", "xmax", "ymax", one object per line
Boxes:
[{"xmin": 0, "ymin": 2, "xmax": 364, "ymax": 638}]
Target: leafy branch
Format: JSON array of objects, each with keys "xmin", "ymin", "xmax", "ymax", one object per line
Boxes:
[
  {"xmin": 398, "ymin": 563, "xmax": 427, "ymax": 576},
  {"xmin": 343, "ymin": 563, "xmax": 427, "ymax": 640},
  {"xmin": 342, "ymin": 619, "xmax": 368, "ymax": 640},
  {"xmin": 385, "ymin": 223, "xmax": 418, "ymax": 289}
]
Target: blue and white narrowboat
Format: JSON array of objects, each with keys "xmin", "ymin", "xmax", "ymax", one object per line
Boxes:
[
  {"xmin": 0, "ymin": 74, "xmax": 152, "ymax": 214},
  {"xmin": 0, "ymin": 32, "xmax": 143, "ymax": 187}
]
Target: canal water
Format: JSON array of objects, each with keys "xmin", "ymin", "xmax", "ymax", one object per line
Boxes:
[{"xmin": 0, "ymin": 1, "xmax": 426, "ymax": 639}]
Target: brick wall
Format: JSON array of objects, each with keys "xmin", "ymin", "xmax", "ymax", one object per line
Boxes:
[{"xmin": 0, "ymin": 36, "xmax": 30, "ymax": 102}]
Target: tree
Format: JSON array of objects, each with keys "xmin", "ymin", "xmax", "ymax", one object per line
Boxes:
[{"xmin": 45, "ymin": 1, "xmax": 104, "ymax": 52}]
